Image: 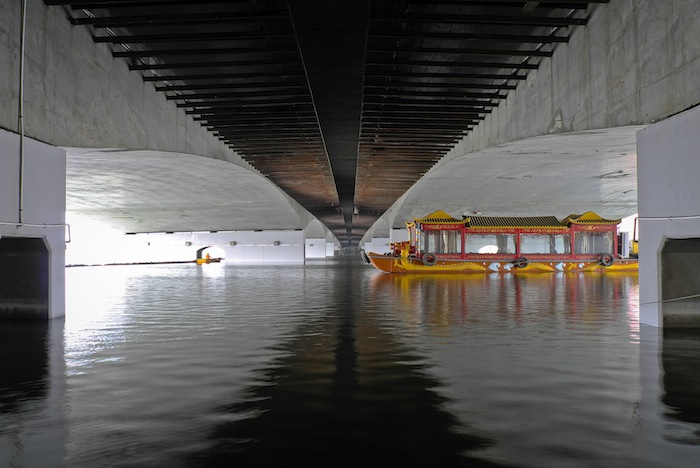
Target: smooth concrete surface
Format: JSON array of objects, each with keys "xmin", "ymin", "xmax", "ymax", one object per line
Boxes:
[
  {"xmin": 305, "ymin": 238, "xmax": 326, "ymax": 259},
  {"xmin": 387, "ymin": 127, "xmax": 641, "ymax": 231},
  {"xmin": 364, "ymin": 237, "xmax": 390, "ymax": 256},
  {"xmin": 0, "ymin": 129, "xmax": 66, "ymax": 319},
  {"xmin": 637, "ymin": 105, "xmax": 700, "ymax": 327},
  {"xmin": 65, "ymin": 148, "xmax": 313, "ymax": 234}
]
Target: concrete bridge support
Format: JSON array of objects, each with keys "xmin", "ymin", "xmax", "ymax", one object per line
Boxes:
[
  {"xmin": 638, "ymin": 105, "xmax": 700, "ymax": 327},
  {"xmin": 0, "ymin": 129, "xmax": 66, "ymax": 320}
]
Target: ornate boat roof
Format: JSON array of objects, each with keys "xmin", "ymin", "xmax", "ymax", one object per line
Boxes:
[
  {"xmin": 412, "ymin": 210, "xmax": 620, "ymax": 229},
  {"xmin": 414, "ymin": 210, "xmax": 467, "ymax": 224},
  {"xmin": 468, "ymin": 215, "xmax": 565, "ymax": 228},
  {"xmin": 562, "ymin": 211, "xmax": 621, "ymax": 225}
]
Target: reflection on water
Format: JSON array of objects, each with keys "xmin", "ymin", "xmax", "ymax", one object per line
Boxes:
[
  {"xmin": 189, "ymin": 264, "xmax": 502, "ymax": 466},
  {"xmin": 0, "ymin": 320, "xmax": 65, "ymax": 466},
  {"xmin": 662, "ymin": 329, "xmax": 700, "ymax": 445},
  {"xmin": 1, "ymin": 260, "xmax": 700, "ymax": 466}
]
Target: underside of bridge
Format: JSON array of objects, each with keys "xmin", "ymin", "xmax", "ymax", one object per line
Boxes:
[{"xmin": 44, "ymin": 0, "xmax": 606, "ymax": 246}]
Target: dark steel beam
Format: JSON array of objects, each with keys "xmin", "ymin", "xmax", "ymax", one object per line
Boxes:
[
  {"xmin": 361, "ymin": 136, "xmax": 463, "ymax": 143},
  {"xmin": 363, "ymin": 108, "xmax": 484, "ymax": 117},
  {"xmin": 364, "ymin": 59, "xmax": 539, "ymax": 70},
  {"xmin": 192, "ymin": 112, "xmax": 317, "ymax": 123},
  {"xmin": 204, "ymin": 121, "xmax": 318, "ymax": 128},
  {"xmin": 362, "ymin": 129, "xmax": 468, "ymax": 136},
  {"xmin": 185, "ymin": 107, "xmax": 316, "ymax": 115},
  {"xmin": 93, "ymin": 31, "xmax": 295, "ymax": 43},
  {"xmin": 367, "ymin": 47, "xmax": 553, "ymax": 58},
  {"xmin": 212, "ymin": 129, "xmax": 322, "ymax": 136},
  {"xmin": 363, "ymin": 89, "xmax": 506, "ymax": 99},
  {"xmin": 365, "ymin": 120, "xmax": 481, "ymax": 128},
  {"xmin": 371, "ymin": 13, "xmax": 589, "ymax": 26},
  {"xmin": 165, "ymin": 90, "xmax": 310, "ymax": 100},
  {"xmin": 367, "ymin": 30, "xmax": 570, "ymax": 43},
  {"xmin": 363, "ymin": 70, "xmax": 528, "ymax": 80},
  {"xmin": 362, "ymin": 104, "xmax": 491, "ymax": 114},
  {"xmin": 434, "ymin": 0, "xmax": 607, "ymax": 3},
  {"xmin": 70, "ymin": 11, "xmax": 289, "ymax": 28},
  {"xmin": 176, "ymin": 99, "xmax": 313, "ymax": 108},
  {"xmin": 113, "ymin": 46, "xmax": 298, "ymax": 58},
  {"xmin": 363, "ymin": 96, "xmax": 499, "ymax": 107},
  {"xmin": 129, "ymin": 59, "xmax": 300, "ymax": 70},
  {"xmin": 143, "ymin": 72, "xmax": 305, "ymax": 81},
  {"xmin": 362, "ymin": 121, "xmax": 477, "ymax": 128},
  {"xmin": 364, "ymin": 81, "xmax": 517, "ymax": 90},
  {"xmin": 46, "ymin": 0, "xmax": 248, "ymax": 7},
  {"xmin": 155, "ymin": 82, "xmax": 308, "ymax": 92},
  {"xmin": 406, "ymin": 0, "xmax": 610, "ymax": 5}
]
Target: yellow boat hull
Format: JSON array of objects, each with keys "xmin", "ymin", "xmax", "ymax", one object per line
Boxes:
[{"xmin": 365, "ymin": 252, "xmax": 638, "ymax": 274}]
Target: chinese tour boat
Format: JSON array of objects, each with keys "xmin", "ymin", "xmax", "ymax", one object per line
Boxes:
[{"xmin": 362, "ymin": 210, "xmax": 638, "ymax": 274}]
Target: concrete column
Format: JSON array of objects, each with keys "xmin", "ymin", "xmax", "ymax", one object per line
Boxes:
[
  {"xmin": 637, "ymin": 105, "xmax": 700, "ymax": 327},
  {"xmin": 0, "ymin": 129, "xmax": 66, "ymax": 320}
]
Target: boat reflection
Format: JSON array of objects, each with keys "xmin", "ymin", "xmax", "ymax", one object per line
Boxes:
[{"xmin": 370, "ymin": 271, "xmax": 639, "ymax": 333}]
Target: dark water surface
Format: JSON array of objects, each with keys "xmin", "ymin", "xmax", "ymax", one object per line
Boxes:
[{"xmin": 1, "ymin": 258, "xmax": 700, "ymax": 467}]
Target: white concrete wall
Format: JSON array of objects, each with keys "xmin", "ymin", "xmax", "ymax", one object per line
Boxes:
[
  {"xmin": 368, "ymin": 237, "xmax": 391, "ymax": 254},
  {"xmin": 637, "ymin": 105, "xmax": 700, "ymax": 327},
  {"xmin": 217, "ymin": 230, "xmax": 305, "ymax": 264},
  {"xmin": 305, "ymin": 238, "xmax": 326, "ymax": 258},
  {"xmin": 391, "ymin": 228, "xmax": 409, "ymax": 243},
  {"xmin": 0, "ymin": 129, "xmax": 66, "ymax": 319},
  {"xmin": 66, "ymin": 229, "xmax": 306, "ymax": 265}
]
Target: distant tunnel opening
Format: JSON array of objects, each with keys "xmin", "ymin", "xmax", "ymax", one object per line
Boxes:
[
  {"xmin": 0, "ymin": 237, "xmax": 49, "ymax": 320},
  {"xmin": 661, "ymin": 238, "xmax": 700, "ymax": 328}
]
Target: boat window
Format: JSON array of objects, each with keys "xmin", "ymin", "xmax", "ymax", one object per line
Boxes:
[
  {"xmin": 574, "ymin": 231, "xmax": 613, "ymax": 254},
  {"xmin": 520, "ymin": 234, "xmax": 571, "ymax": 254},
  {"xmin": 421, "ymin": 230, "xmax": 462, "ymax": 254},
  {"xmin": 465, "ymin": 234, "xmax": 515, "ymax": 254}
]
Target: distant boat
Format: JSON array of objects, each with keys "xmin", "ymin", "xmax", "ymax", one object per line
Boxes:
[
  {"xmin": 363, "ymin": 209, "xmax": 638, "ymax": 274},
  {"xmin": 196, "ymin": 257, "xmax": 223, "ymax": 265}
]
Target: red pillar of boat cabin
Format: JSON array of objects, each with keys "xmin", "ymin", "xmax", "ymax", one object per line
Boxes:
[{"xmin": 569, "ymin": 226, "xmax": 576, "ymax": 258}]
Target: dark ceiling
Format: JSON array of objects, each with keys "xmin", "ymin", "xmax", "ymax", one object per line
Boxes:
[{"xmin": 44, "ymin": 0, "xmax": 607, "ymax": 246}]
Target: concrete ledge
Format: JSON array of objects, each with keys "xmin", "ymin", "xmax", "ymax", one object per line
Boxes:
[
  {"xmin": 0, "ymin": 299, "xmax": 49, "ymax": 320},
  {"xmin": 662, "ymin": 299, "xmax": 700, "ymax": 328}
]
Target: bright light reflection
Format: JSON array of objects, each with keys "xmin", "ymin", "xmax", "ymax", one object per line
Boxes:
[
  {"xmin": 65, "ymin": 266, "xmax": 128, "ymax": 328},
  {"xmin": 619, "ymin": 213, "xmax": 638, "ymax": 237},
  {"xmin": 66, "ymin": 213, "xmax": 205, "ymax": 265},
  {"xmin": 66, "ymin": 213, "xmax": 128, "ymax": 265}
]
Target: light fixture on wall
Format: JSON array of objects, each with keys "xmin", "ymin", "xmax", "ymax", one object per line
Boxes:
[
  {"xmin": 185, "ymin": 241, "xmax": 192, "ymax": 246},
  {"xmin": 230, "ymin": 241, "xmax": 237, "ymax": 246},
  {"xmin": 274, "ymin": 241, "xmax": 281, "ymax": 246}
]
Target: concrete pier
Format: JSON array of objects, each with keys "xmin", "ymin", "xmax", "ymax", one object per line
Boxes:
[
  {"xmin": 638, "ymin": 105, "xmax": 700, "ymax": 327},
  {"xmin": 0, "ymin": 129, "xmax": 66, "ymax": 320}
]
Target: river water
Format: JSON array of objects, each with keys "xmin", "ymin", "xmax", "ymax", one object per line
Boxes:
[{"xmin": 1, "ymin": 258, "xmax": 699, "ymax": 467}]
